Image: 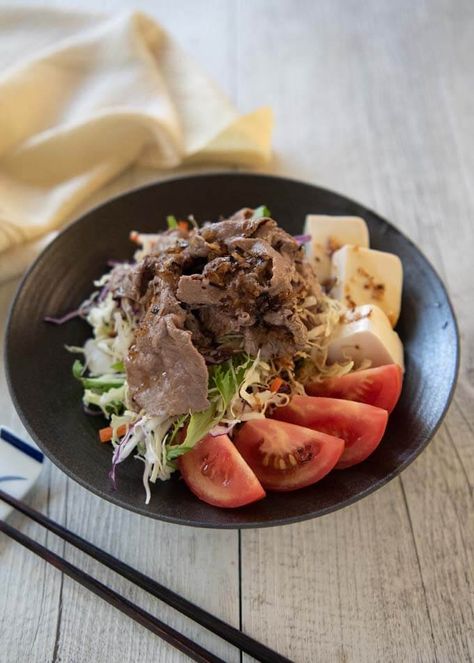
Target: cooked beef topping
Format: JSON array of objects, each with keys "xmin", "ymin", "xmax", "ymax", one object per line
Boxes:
[
  {"xmin": 122, "ymin": 209, "xmax": 320, "ymax": 416},
  {"xmin": 176, "ymin": 275, "xmax": 227, "ymax": 305},
  {"xmin": 125, "ymin": 280, "xmax": 209, "ymax": 416},
  {"xmin": 108, "ymin": 263, "xmax": 142, "ymax": 302}
]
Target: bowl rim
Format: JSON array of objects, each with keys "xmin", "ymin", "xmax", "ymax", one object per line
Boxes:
[{"xmin": 4, "ymin": 172, "xmax": 461, "ymax": 528}]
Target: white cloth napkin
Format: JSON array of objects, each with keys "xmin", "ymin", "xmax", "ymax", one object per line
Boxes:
[{"xmin": 0, "ymin": 7, "xmax": 273, "ymax": 282}]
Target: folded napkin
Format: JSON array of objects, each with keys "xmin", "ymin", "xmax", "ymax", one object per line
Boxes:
[{"xmin": 0, "ymin": 7, "xmax": 273, "ymax": 282}]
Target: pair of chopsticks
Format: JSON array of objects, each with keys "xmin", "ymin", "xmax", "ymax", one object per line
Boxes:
[{"xmin": 0, "ymin": 490, "xmax": 290, "ymax": 663}]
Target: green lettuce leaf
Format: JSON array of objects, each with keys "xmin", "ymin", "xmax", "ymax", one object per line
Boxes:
[
  {"xmin": 165, "ymin": 354, "xmax": 252, "ymax": 461},
  {"xmin": 73, "ymin": 360, "xmax": 125, "ymax": 392},
  {"xmin": 251, "ymin": 205, "xmax": 271, "ymax": 220}
]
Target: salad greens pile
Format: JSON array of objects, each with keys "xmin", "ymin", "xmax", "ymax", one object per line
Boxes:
[
  {"xmin": 72, "ymin": 340, "xmax": 280, "ymax": 501},
  {"xmin": 66, "ymin": 204, "xmax": 348, "ymax": 503},
  {"xmin": 166, "ymin": 355, "xmax": 254, "ymax": 459}
]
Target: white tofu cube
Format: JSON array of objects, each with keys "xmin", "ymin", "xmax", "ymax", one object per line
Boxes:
[
  {"xmin": 304, "ymin": 215, "xmax": 369, "ymax": 285},
  {"xmin": 328, "ymin": 305, "xmax": 404, "ymax": 370},
  {"xmin": 330, "ymin": 245, "xmax": 403, "ymax": 326}
]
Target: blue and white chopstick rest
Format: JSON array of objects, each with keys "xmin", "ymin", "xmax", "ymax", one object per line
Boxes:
[{"xmin": 0, "ymin": 427, "xmax": 44, "ymax": 520}]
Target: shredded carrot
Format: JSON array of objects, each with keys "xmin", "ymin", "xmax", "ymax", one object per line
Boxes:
[
  {"xmin": 178, "ymin": 220, "xmax": 189, "ymax": 232},
  {"xmin": 99, "ymin": 427, "xmax": 112, "ymax": 443},
  {"xmin": 270, "ymin": 377, "xmax": 284, "ymax": 393},
  {"xmin": 99, "ymin": 423, "xmax": 128, "ymax": 443}
]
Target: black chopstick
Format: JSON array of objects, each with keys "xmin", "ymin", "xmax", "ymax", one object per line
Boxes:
[
  {"xmin": 0, "ymin": 490, "xmax": 290, "ymax": 663},
  {"xmin": 0, "ymin": 518, "xmax": 223, "ymax": 663}
]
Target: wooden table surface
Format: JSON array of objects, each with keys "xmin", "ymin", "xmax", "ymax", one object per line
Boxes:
[{"xmin": 1, "ymin": 1, "xmax": 473, "ymax": 661}]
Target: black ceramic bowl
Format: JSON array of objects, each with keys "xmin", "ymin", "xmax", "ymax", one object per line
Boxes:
[{"xmin": 5, "ymin": 174, "xmax": 459, "ymax": 528}]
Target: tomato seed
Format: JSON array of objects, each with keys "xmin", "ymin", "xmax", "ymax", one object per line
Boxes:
[
  {"xmin": 295, "ymin": 445, "xmax": 314, "ymax": 463},
  {"xmin": 200, "ymin": 455, "xmax": 211, "ymax": 475}
]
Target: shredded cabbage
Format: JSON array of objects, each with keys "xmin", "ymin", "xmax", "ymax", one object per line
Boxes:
[{"xmin": 69, "ymin": 229, "xmax": 359, "ymax": 503}]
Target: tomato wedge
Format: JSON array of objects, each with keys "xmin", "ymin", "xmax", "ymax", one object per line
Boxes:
[
  {"xmin": 178, "ymin": 434, "xmax": 265, "ymax": 508},
  {"xmin": 233, "ymin": 419, "xmax": 344, "ymax": 491},
  {"xmin": 305, "ymin": 364, "xmax": 403, "ymax": 413},
  {"xmin": 272, "ymin": 395, "xmax": 388, "ymax": 469}
]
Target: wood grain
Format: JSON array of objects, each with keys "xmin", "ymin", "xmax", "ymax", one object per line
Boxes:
[
  {"xmin": 1, "ymin": 0, "xmax": 473, "ymax": 662},
  {"xmin": 242, "ymin": 483, "xmax": 437, "ymax": 662},
  {"xmin": 0, "ymin": 3, "xmax": 241, "ymax": 663},
  {"xmin": 237, "ymin": 1, "xmax": 474, "ymax": 662},
  {"xmin": 0, "ymin": 282, "xmax": 241, "ymax": 663}
]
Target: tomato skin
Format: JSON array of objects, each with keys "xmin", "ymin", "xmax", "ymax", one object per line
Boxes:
[
  {"xmin": 234, "ymin": 419, "xmax": 344, "ymax": 491},
  {"xmin": 272, "ymin": 395, "xmax": 388, "ymax": 469},
  {"xmin": 178, "ymin": 434, "xmax": 265, "ymax": 508},
  {"xmin": 305, "ymin": 364, "xmax": 403, "ymax": 413}
]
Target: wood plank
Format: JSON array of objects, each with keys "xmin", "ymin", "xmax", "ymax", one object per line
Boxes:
[
  {"xmin": 400, "ymin": 410, "xmax": 474, "ymax": 662},
  {"xmin": 238, "ymin": 1, "xmax": 474, "ymax": 661},
  {"xmin": 0, "ymin": 280, "xmax": 63, "ymax": 663},
  {"xmin": 390, "ymin": 11, "xmax": 474, "ymax": 655},
  {"xmin": 242, "ymin": 481, "xmax": 436, "ymax": 662},
  {"xmin": 0, "ymin": 235, "xmax": 241, "ymax": 663},
  {"xmin": 2, "ymin": 0, "xmax": 474, "ymax": 661},
  {"xmin": 349, "ymin": 3, "xmax": 474, "ymax": 656},
  {"xmin": 55, "ymin": 488, "xmax": 240, "ymax": 662},
  {"xmin": 0, "ymin": 3, "xmax": 241, "ymax": 661}
]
